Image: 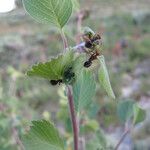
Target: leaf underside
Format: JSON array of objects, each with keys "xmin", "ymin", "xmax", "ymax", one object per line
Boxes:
[
  {"xmin": 23, "ymin": 0, "xmax": 73, "ymax": 28},
  {"xmin": 73, "ymin": 69, "xmax": 96, "ymax": 113},
  {"xmin": 98, "ymin": 55, "xmax": 115, "ymax": 99},
  {"xmin": 22, "ymin": 120, "xmax": 64, "ymax": 150},
  {"xmin": 27, "ymin": 50, "xmax": 74, "ymax": 80}
]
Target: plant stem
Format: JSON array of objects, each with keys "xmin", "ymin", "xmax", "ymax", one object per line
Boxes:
[
  {"xmin": 60, "ymin": 30, "xmax": 79, "ymax": 150},
  {"xmin": 60, "ymin": 29, "xmax": 68, "ymax": 51},
  {"xmin": 61, "ymin": 28, "xmax": 86, "ymax": 53},
  {"xmin": 114, "ymin": 128, "xmax": 130, "ymax": 150},
  {"xmin": 67, "ymin": 86, "xmax": 79, "ymax": 150}
]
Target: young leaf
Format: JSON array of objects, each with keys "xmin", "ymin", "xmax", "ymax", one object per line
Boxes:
[
  {"xmin": 98, "ymin": 55, "xmax": 115, "ymax": 99},
  {"xmin": 22, "ymin": 0, "xmax": 73, "ymax": 28},
  {"xmin": 73, "ymin": 69, "xmax": 96, "ymax": 112},
  {"xmin": 27, "ymin": 50, "xmax": 74, "ymax": 80},
  {"xmin": 117, "ymin": 100, "xmax": 135, "ymax": 123},
  {"xmin": 22, "ymin": 120, "xmax": 64, "ymax": 150},
  {"xmin": 133, "ymin": 104, "xmax": 146, "ymax": 125}
]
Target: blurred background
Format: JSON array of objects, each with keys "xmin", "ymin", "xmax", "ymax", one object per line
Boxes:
[{"xmin": 0, "ymin": 0, "xmax": 149, "ymax": 150}]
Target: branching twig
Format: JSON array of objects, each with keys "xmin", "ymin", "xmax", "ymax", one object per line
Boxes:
[{"xmin": 114, "ymin": 128, "xmax": 130, "ymax": 150}]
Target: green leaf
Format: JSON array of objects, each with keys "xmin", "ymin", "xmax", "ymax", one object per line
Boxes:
[
  {"xmin": 117, "ymin": 100, "xmax": 135, "ymax": 123},
  {"xmin": 27, "ymin": 50, "xmax": 74, "ymax": 80},
  {"xmin": 23, "ymin": 0, "xmax": 73, "ymax": 28},
  {"xmin": 73, "ymin": 69, "xmax": 96, "ymax": 112},
  {"xmin": 22, "ymin": 120, "xmax": 64, "ymax": 150},
  {"xmin": 98, "ymin": 55, "xmax": 115, "ymax": 99},
  {"xmin": 133, "ymin": 104, "xmax": 146, "ymax": 125}
]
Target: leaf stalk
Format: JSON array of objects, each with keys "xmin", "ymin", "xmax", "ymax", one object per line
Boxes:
[{"xmin": 60, "ymin": 29, "xmax": 68, "ymax": 51}]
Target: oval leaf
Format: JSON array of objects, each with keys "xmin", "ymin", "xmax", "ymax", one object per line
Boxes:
[
  {"xmin": 22, "ymin": 120, "xmax": 64, "ymax": 150},
  {"xmin": 73, "ymin": 69, "xmax": 96, "ymax": 112},
  {"xmin": 98, "ymin": 55, "xmax": 115, "ymax": 99},
  {"xmin": 23, "ymin": 0, "xmax": 73, "ymax": 28}
]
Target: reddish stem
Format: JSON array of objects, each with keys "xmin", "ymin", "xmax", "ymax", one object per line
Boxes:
[
  {"xmin": 60, "ymin": 29, "xmax": 79, "ymax": 150},
  {"xmin": 67, "ymin": 86, "xmax": 79, "ymax": 150}
]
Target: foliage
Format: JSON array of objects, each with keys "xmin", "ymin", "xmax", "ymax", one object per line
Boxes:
[
  {"xmin": 22, "ymin": 120, "xmax": 65, "ymax": 150},
  {"xmin": 22, "ymin": 0, "xmax": 116, "ymax": 147},
  {"xmin": 20, "ymin": 0, "xmax": 148, "ymax": 149},
  {"xmin": 22, "ymin": 0, "xmax": 73, "ymax": 28},
  {"xmin": 27, "ymin": 50, "xmax": 74, "ymax": 80},
  {"xmin": 117, "ymin": 100, "xmax": 146, "ymax": 125},
  {"xmin": 73, "ymin": 69, "xmax": 96, "ymax": 113},
  {"xmin": 98, "ymin": 55, "xmax": 115, "ymax": 99}
]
